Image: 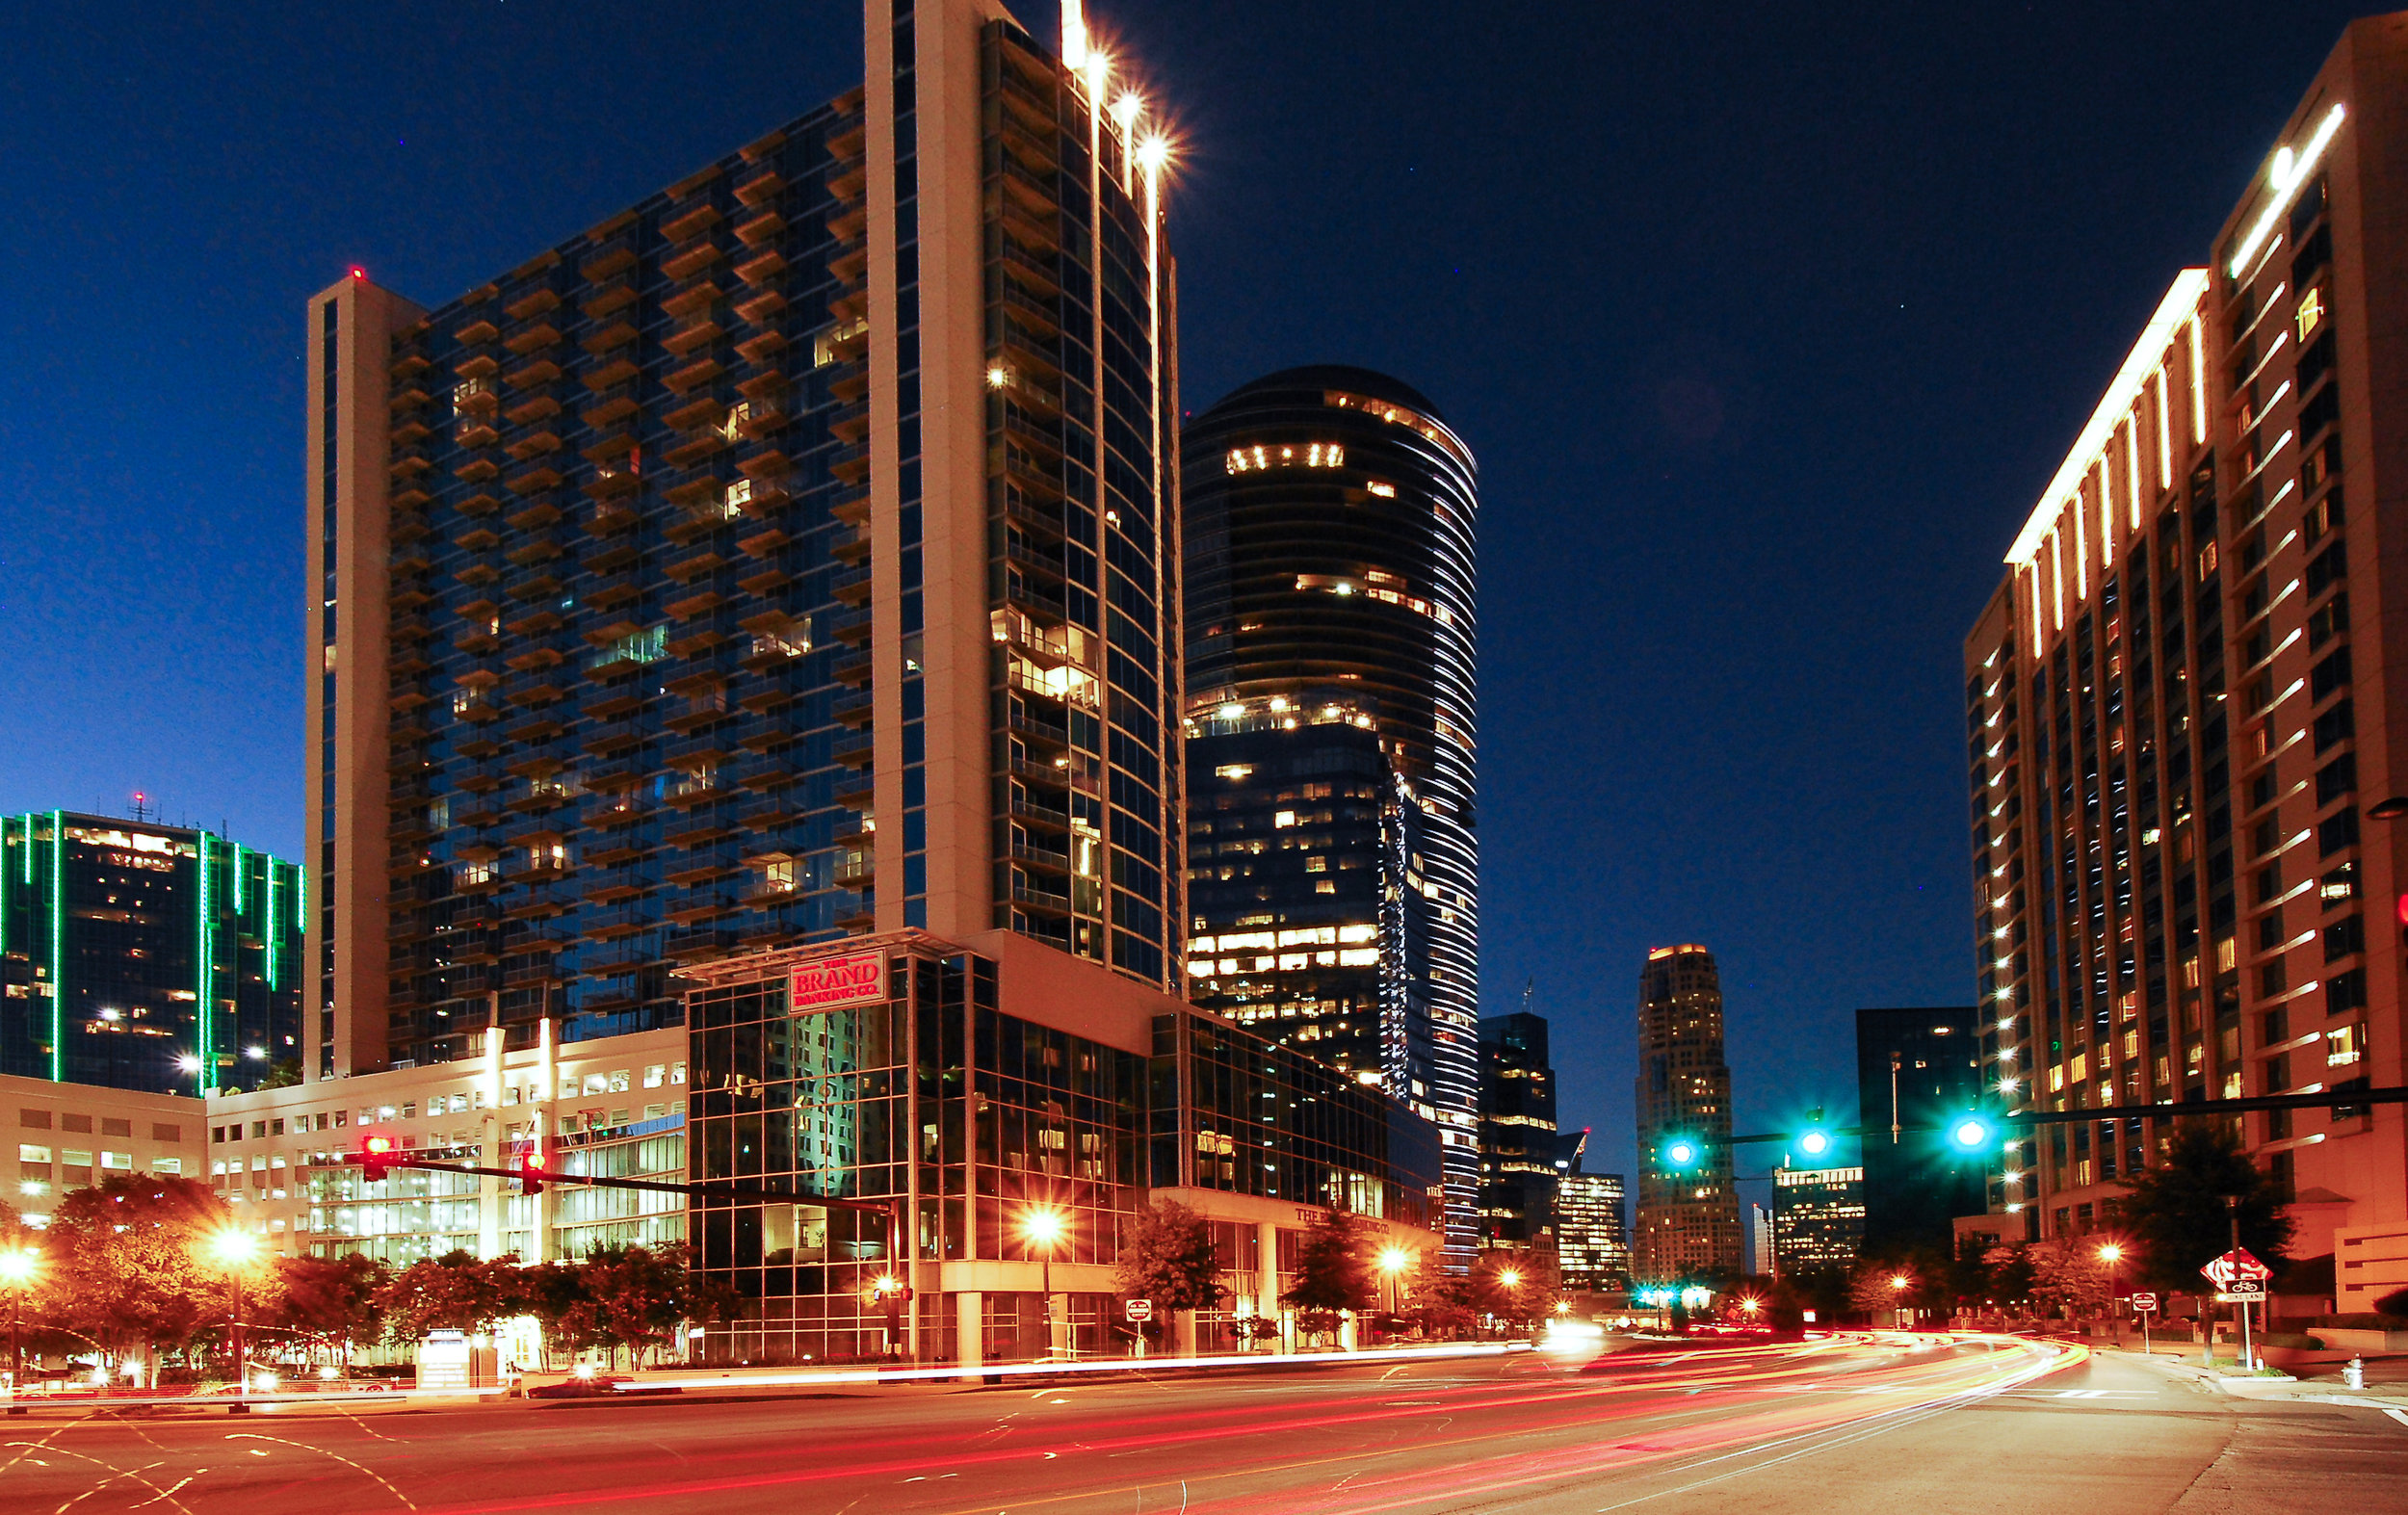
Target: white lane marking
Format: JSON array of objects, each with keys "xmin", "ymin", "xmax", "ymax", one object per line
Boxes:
[{"xmin": 2385, "ymin": 1407, "xmax": 2408, "ymax": 1429}]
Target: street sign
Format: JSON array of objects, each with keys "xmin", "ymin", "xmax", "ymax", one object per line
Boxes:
[
  {"xmin": 1125, "ymin": 1298, "xmax": 1154, "ymax": 1322},
  {"xmin": 2202, "ymin": 1248, "xmax": 2273, "ymax": 1288},
  {"xmin": 2214, "ymin": 1287, "xmax": 2268, "ymax": 1304},
  {"xmin": 2131, "ymin": 1293, "xmax": 2159, "ymax": 1314}
]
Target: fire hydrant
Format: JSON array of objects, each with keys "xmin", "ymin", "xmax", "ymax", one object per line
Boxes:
[{"xmin": 2344, "ymin": 1357, "xmax": 2365, "ymax": 1391}]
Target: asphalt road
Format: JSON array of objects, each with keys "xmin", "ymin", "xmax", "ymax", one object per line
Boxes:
[{"xmin": 5, "ymin": 1335, "xmax": 2404, "ymax": 1514}]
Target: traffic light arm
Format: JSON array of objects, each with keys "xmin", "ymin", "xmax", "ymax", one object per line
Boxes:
[{"xmin": 1722, "ymin": 1084, "xmax": 2408, "ymax": 1146}]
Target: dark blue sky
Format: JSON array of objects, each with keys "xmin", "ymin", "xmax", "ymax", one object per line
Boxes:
[{"xmin": 0, "ymin": 2, "xmax": 2369, "ymax": 1189}]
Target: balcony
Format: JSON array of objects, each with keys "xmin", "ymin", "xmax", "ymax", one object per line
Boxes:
[{"xmin": 832, "ymin": 728, "xmax": 877, "ymax": 771}]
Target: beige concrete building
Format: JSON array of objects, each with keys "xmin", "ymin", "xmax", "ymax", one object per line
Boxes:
[
  {"xmin": 1965, "ymin": 14, "xmax": 2408, "ymax": 1310},
  {"xmin": 5, "ymin": 1073, "xmax": 204, "ymax": 1224}
]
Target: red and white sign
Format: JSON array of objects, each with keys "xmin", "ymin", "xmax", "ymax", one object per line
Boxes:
[
  {"xmin": 2130, "ymin": 1293, "xmax": 2159, "ymax": 1314},
  {"xmin": 2201, "ymin": 1248, "xmax": 2272, "ymax": 1288},
  {"xmin": 790, "ymin": 951, "xmax": 887, "ymax": 1013},
  {"xmin": 1125, "ymin": 1299, "xmax": 1154, "ymax": 1322}
]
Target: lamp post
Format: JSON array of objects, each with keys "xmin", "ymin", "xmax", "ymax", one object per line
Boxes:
[
  {"xmin": 206, "ymin": 1230, "xmax": 262, "ymax": 1411},
  {"xmin": 0, "ymin": 1247, "xmax": 37, "ymax": 1414},
  {"xmin": 2097, "ymin": 1243, "xmax": 2124, "ymax": 1345},
  {"xmin": 1890, "ymin": 1273, "xmax": 1912, "ymax": 1328},
  {"xmin": 1497, "ymin": 1268, "xmax": 1524, "ymax": 1338},
  {"xmin": 1377, "ymin": 1247, "xmax": 1411, "ymax": 1339},
  {"xmin": 1019, "ymin": 1206, "xmax": 1066, "ymax": 1361}
]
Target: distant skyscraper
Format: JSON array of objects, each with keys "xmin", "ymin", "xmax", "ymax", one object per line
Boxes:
[
  {"xmin": 1181, "ymin": 366, "xmax": 1481, "ymax": 1255},
  {"xmin": 0, "ymin": 812, "xmax": 302, "ymax": 1096},
  {"xmin": 1854, "ymin": 1008, "xmax": 1983, "ymax": 1256},
  {"xmin": 1557, "ymin": 1170, "xmax": 1630, "ymax": 1292},
  {"xmin": 1748, "ymin": 1204, "xmax": 1775, "ymax": 1278},
  {"xmin": 1963, "ymin": 17, "xmax": 2408, "ymax": 1310},
  {"xmin": 1477, "ymin": 1009, "xmax": 1559, "ymax": 1251},
  {"xmin": 1773, "ymin": 1165, "xmax": 1866, "ymax": 1274},
  {"xmin": 1632, "ymin": 945, "xmax": 1741, "ymax": 1283}
]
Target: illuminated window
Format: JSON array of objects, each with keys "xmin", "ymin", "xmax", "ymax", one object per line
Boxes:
[
  {"xmin": 1224, "ymin": 442, "xmax": 1345, "ymax": 474},
  {"xmin": 1215, "ymin": 764, "xmax": 1252, "ymax": 780},
  {"xmin": 1273, "ymin": 811, "xmax": 1297, "ymax": 828},
  {"xmin": 1366, "ymin": 481, "xmax": 1397, "ymax": 498},
  {"xmin": 2296, "ymin": 288, "xmax": 2325, "ymax": 340},
  {"xmin": 2328, "ymin": 1023, "xmax": 2364, "ymax": 1066},
  {"xmin": 1305, "ymin": 856, "xmax": 1327, "ymax": 873}
]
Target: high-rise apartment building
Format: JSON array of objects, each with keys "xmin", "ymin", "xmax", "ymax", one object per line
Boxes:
[
  {"xmin": 1477, "ymin": 1009, "xmax": 1560, "ymax": 1250},
  {"xmin": 1181, "ymin": 365, "xmax": 1481, "ymax": 1254},
  {"xmin": 1964, "ymin": 14, "xmax": 2408, "ymax": 1309},
  {"xmin": 1632, "ymin": 944, "xmax": 1741, "ymax": 1283},
  {"xmin": 308, "ymin": 0, "xmax": 1185, "ymax": 1082},
  {"xmin": 1854, "ymin": 1006, "xmax": 1983, "ymax": 1256},
  {"xmin": 1556, "ymin": 1170, "xmax": 1630, "ymax": 1293},
  {"xmin": 1772, "ymin": 1165, "xmax": 1865, "ymax": 1274},
  {"xmin": 295, "ymin": 0, "xmax": 1449, "ymax": 1360},
  {"xmin": 0, "ymin": 812, "xmax": 302, "ymax": 1097}
]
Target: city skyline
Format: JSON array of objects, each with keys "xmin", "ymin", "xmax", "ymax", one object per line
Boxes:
[{"xmin": 2, "ymin": 0, "xmax": 2385, "ymax": 1188}]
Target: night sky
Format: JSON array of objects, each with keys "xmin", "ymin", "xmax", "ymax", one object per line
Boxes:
[{"xmin": 0, "ymin": 2, "xmax": 2372, "ymax": 1195}]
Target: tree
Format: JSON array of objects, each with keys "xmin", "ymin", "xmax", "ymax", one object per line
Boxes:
[
  {"xmin": 1113, "ymin": 1199, "xmax": 1226, "ymax": 1312},
  {"xmin": 1401, "ymin": 1257, "xmax": 1476, "ymax": 1337},
  {"xmin": 377, "ymin": 1251, "xmax": 524, "ymax": 1342},
  {"xmin": 1471, "ymin": 1252, "xmax": 1557, "ymax": 1324},
  {"xmin": 1281, "ymin": 1209, "xmax": 1375, "ymax": 1316},
  {"xmin": 1982, "ymin": 1243, "xmax": 2036, "ymax": 1308},
  {"xmin": 268, "ymin": 1254, "xmax": 388, "ymax": 1368},
  {"xmin": 1848, "ymin": 1264, "xmax": 1915, "ymax": 1317},
  {"xmin": 44, "ymin": 1174, "xmax": 235, "ymax": 1383},
  {"xmin": 2028, "ymin": 1241, "xmax": 2117, "ymax": 1317},
  {"xmin": 2107, "ymin": 1121, "xmax": 2294, "ymax": 1293},
  {"xmin": 566, "ymin": 1245, "xmax": 697, "ymax": 1369}
]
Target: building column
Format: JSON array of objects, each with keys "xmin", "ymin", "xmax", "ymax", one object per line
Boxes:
[
  {"xmin": 1257, "ymin": 1220, "xmax": 1286, "ymax": 1354},
  {"xmin": 956, "ymin": 1290, "xmax": 983, "ymax": 1372}
]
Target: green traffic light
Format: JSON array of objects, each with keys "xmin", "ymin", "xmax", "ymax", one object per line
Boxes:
[
  {"xmin": 1798, "ymin": 1128, "xmax": 1831, "ymax": 1158},
  {"xmin": 1950, "ymin": 1114, "xmax": 1992, "ymax": 1149},
  {"xmin": 1662, "ymin": 1137, "xmax": 1702, "ymax": 1170}
]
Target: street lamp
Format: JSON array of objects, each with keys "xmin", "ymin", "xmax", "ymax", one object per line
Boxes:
[
  {"xmin": 1890, "ymin": 1273, "xmax": 1911, "ymax": 1327},
  {"xmin": 0, "ymin": 1246, "xmax": 38, "ymax": 1413},
  {"xmin": 205, "ymin": 1230, "xmax": 262, "ymax": 1409},
  {"xmin": 1019, "ymin": 1206, "xmax": 1067, "ymax": 1361},
  {"xmin": 1377, "ymin": 1246, "xmax": 1411, "ymax": 1329},
  {"xmin": 2096, "ymin": 1243, "xmax": 2125, "ymax": 1344}
]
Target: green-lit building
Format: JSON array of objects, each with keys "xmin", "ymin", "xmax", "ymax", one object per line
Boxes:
[{"xmin": 0, "ymin": 812, "xmax": 304, "ymax": 1096}]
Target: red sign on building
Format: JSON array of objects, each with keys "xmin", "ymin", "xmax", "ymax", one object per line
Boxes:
[{"xmin": 790, "ymin": 950, "xmax": 887, "ymax": 1013}]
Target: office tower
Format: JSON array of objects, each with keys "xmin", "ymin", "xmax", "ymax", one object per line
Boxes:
[
  {"xmin": 308, "ymin": 0, "xmax": 1185, "ymax": 1081},
  {"xmin": 1748, "ymin": 1203, "xmax": 1775, "ymax": 1278},
  {"xmin": 1184, "ymin": 711, "xmax": 1401, "ymax": 1081},
  {"xmin": 1854, "ymin": 1007, "xmax": 1983, "ymax": 1255},
  {"xmin": 1555, "ymin": 1170, "xmax": 1630, "ymax": 1292},
  {"xmin": 1477, "ymin": 1009, "xmax": 1560, "ymax": 1250},
  {"xmin": 1773, "ymin": 1165, "xmax": 1865, "ymax": 1274},
  {"xmin": 0, "ymin": 812, "xmax": 302, "ymax": 1096},
  {"xmin": 1181, "ymin": 365, "xmax": 1481, "ymax": 1255},
  {"xmin": 1632, "ymin": 945, "xmax": 1741, "ymax": 1282},
  {"xmin": 1965, "ymin": 17, "xmax": 2408, "ymax": 1304}
]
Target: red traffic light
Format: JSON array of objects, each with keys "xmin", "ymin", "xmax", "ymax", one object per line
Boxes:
[
  {"xmin": 359, "ymin": 1134, "xmax": 398, "ymax": 1183},
  {"xmin": 517, "ymin": 1137, "xmax": 553, "ymax": 1196}
]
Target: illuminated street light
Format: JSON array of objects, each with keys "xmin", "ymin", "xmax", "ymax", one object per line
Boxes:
[
  {"xmin": 0, "ymin": 1246, "xmax": 38, "ymax": 1391},
  {"xmin": 204, "ymin": 1230, "xmax": 262, "ymax": 1408},
  {"xmin": 1019, "ymin": 1206, "xmax": 1068, "ymax": 1361}
]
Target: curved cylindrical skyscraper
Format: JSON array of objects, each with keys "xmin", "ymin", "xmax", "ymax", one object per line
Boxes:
[{"xmin": 1181, "ymin": 365, "xmax": 1481, "ymax": 1256}]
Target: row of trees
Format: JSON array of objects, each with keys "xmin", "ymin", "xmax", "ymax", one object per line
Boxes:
[
  {"xmin": 1112, "ymin": 1201, "xmax": 1558, "ymax": 1342},
  {"xmin": 0, "ymin": 1174, "xmax": 734, "ymax": 1382}
]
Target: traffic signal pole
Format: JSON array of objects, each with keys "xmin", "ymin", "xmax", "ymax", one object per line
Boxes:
[{"xmin": 1714, "ymin": 1084, "xmax": 2408, "ymax": 1147}]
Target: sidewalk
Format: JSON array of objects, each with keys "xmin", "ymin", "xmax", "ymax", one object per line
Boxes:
[{"xmin": 2108, "ymin": 1344, "xmax": 2408, "ymax": 1411}]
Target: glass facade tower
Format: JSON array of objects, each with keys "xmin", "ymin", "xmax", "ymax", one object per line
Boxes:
[
  {"xmin": 305, "ymin": 0, "xmax": 1183, "ymax": 1081},
  {"xmin": 1181, "ymin": 366, "xmax": 1481, "ymax": 1257},
  {"xmin": 0, "ymin": 812, "xmax": 302, "ymax": 1096}
]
